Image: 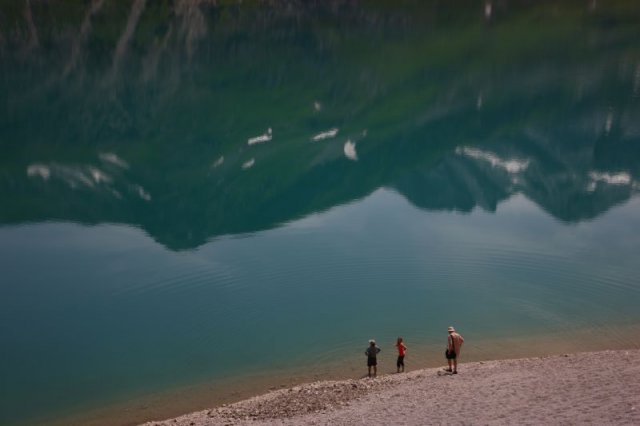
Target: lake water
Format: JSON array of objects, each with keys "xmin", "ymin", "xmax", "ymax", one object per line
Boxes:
[{"xmin": 1, "ymin": 1, "xmax": 640, "ymax": 425}]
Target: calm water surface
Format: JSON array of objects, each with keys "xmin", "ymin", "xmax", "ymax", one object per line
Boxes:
[{"xmin": 1, "ymin": 1, "xmax": 640, "ymax": 425}]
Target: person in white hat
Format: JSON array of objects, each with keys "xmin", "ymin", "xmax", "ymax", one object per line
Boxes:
[{"xmin": 445, "ymin": 326, "xmax": 464, "ymax": 374}]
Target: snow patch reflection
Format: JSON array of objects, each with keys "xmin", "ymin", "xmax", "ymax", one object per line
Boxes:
[
  {"xmin": 88, "ymin": 167, "xmax": 112, "ymax": 184},
  {"xmin": 99, "ymin": 152, "xmax": 129, "ymax": 169},
  {"xmin": 26, "ymin": 158, "xmax": 151, "ymax": 201},
  {"xmin": 344, "ymin": 140, "xmax": 358, "ymax": 161},
  {"xmin": 27, "ymin": 163, "xmax": 104, "ymax": 188},
  {"xmin": 27, "ymin": 164, "xmax": 51, "ymax": 180},
  {"xmin": 242, "ymin": 158, "xmax": 255, "ymax": 170},
  {"xmin": 456, "ymin": 146, "xmax": 529, "ymax": 173},
  {"xmin": 311, "ymin": 128, "xmax": 338, "ymax": 141},
  {"xmin": 589, "ymin": 171, "xmax": 632, "ymax": 185},
  {"xmin": 247, "ymin": 128, "xmax": 272, "ymax": 145},
  {"xmin": 212, "ymin": 156, "xmax": 224, "ymax": 168},
  {"xmin": 132, "ymin": 184, "xmax": 152, "ymax": 201}
]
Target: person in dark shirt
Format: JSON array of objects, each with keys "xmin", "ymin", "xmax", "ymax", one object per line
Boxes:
[{"xmin": 365, "ymin": 339, "xmax": 381, "ymax": 377}]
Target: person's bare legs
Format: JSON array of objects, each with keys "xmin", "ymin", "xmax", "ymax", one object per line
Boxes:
[
  {"xmin": 373, "ymin": 365, "xmax": 377, "ymax": 377},
  {"xmin": 453, "ymin": 359, "xmax": 458, "ymax": 374},
  {"xmin": 446, "ymin": 359, "xmax": 453, "ymax": 372}
]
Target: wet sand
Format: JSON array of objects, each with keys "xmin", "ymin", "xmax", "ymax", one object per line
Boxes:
[{"xmin": 141, "ymin": 349, "xmax": 640, "ymax": 425}]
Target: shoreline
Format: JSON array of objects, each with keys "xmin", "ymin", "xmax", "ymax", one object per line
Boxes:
[
  {"xmin": 143, "ymin": 349, "xmax": 640, "ymax": 425},
  {"xmin": 40, "ymin": 326, "xmax": 640, "ymax": 426}
]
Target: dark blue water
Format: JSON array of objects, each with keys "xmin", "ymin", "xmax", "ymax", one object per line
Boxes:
[{"xmin": 1, "ymin": 1, "xmax": 639, "ymax": 425}]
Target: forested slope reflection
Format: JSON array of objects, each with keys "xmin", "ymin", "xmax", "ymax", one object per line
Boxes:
[{"xmin": 1, "ymin": 0, "xmax": 639, "ymax": 249}]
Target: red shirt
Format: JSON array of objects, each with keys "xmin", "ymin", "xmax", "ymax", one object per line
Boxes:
[{"xmin": 396, "ymin": 343, "xmax": 406, "ymax": 356}]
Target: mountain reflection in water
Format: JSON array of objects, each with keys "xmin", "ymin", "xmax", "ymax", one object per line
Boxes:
[
  {"xmin": 1, "ymin": 0, "xmax": 639, "ymax": 250},
  {"xmin": 1, "ymin": 2, "xmax": 640, "ymax": 426}
]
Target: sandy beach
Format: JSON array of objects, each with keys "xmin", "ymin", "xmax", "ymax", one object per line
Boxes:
[{"xmin": 140, "ymin": 349, "xmax": 640, "ymax": 425}]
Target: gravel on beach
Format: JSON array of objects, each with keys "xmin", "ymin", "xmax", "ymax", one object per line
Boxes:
[{"xmin": 141, "ymin": 349, "xmax": 640, "ymax": 425}]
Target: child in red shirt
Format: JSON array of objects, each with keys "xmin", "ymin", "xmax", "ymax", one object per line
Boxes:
[{"xmin": 396, "ymin": 337, "xmax": 407, "ymax": 373}]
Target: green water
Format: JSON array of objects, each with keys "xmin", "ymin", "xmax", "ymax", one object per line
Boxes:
[{"xmin": 1, "ymin": 1, "xmax": 640, "ymax": 424}]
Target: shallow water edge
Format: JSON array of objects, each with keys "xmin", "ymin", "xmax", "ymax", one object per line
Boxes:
[{"xmin": 40, "ymin": 323, "xmax": 640, "ymax": 426}]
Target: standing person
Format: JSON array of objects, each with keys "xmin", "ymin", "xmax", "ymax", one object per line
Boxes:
[
  {"xmin": 445, "ymin": 326, "xmax": 464, "ymax": 374},
  {"xmin": 395, "ymin": 337, "xmax": 407, "ymax": 373},
  {"xmin": 365, "ymin": 339, "xmax": 381, "ymax": 377}
]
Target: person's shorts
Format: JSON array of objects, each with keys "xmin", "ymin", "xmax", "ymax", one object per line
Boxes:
[
  {"xmin": 367, "ymin": 357, "xmax": 377, "ymax": 367},
  {"xmin": 446, "ymin": 350, "xmax": 457, "ymax": 360}
]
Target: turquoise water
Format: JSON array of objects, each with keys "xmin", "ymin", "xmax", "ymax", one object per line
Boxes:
[{"xmin": 1, "ymin": 1, "xmax": 640, "ymax": 425}]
